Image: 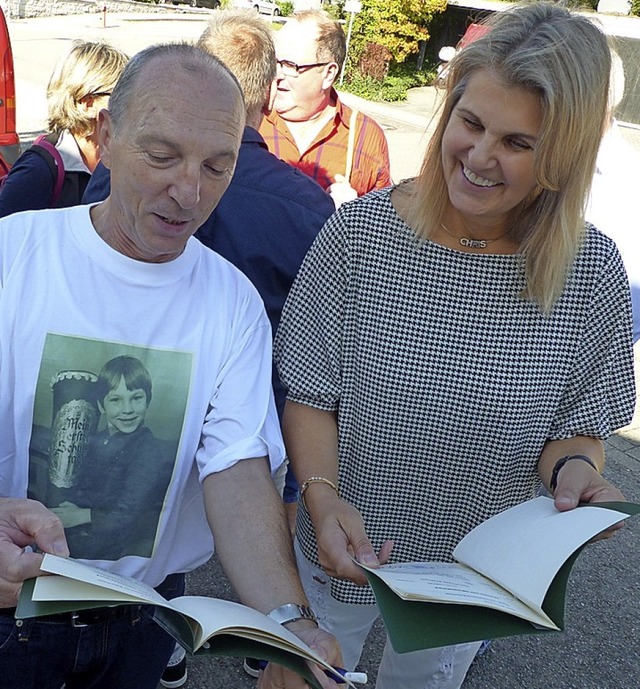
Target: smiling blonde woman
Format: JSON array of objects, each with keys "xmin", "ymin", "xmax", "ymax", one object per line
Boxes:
[{"xmin": 275, "ymin": 4, "xmax": 636, "ymax": 688}]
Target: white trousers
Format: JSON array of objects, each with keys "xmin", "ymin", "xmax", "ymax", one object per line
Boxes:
[{"xmin": 294, "ymin": 540, "xmax": 481, "ymax": 689}]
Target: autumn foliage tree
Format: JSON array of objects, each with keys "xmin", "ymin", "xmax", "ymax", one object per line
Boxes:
[{"xmin": 345, "ymin": 0, "xmax": 447, "ymax": 67}]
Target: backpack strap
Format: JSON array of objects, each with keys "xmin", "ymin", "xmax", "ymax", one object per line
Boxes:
[{"xmin": 32, "ymin": 134, "xmax": 65, "ymax": 206}]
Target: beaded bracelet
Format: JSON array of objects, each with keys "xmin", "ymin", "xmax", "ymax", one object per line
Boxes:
[
  {"xmin": 300, "ymin": 476, "xmax": 338, "ymax": 510},
  {"xmin": 549, "ymin": 454, "xmax": 599, "ymax": 493}
]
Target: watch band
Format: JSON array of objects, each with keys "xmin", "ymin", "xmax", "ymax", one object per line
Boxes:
[
  {"xmin": 549, "ymin": 454, "xmax": 599, "ymax": 493},
  {"xmin": 266, "ymin": 603, "xmax": 318, "ymax": 627}
]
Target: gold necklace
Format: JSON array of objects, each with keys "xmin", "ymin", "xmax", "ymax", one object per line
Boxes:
[{"xmin": 440, "ymin": 223, "xmax": 511, "ymax": 250}]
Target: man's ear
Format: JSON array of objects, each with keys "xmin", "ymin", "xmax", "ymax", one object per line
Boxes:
[
  {"xmin": 97, "ymin": 109, "xmax": 113, "ymax": 170},
  {"xmin": 322, "ymin": 62, "xmax": 340, "ymax": 90},
  {"xmin": 264, "ymin": 79, "xmax": 277, "ymax": 115}
]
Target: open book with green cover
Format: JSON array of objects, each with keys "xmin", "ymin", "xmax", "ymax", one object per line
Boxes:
[
  {"xmin": 16, "ymin": 555, "xmax": 352, "ymax": 689},
  {"xmin": 357, "ymin": 497, "xmax": 640, "ymax": 653}
]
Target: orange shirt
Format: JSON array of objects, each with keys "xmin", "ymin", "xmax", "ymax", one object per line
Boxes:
[{"xmin": 259, "ymin": 91, "xmax": 392, "ymax": 197}]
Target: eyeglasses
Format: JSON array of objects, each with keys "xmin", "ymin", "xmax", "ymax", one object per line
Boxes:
[{"xmin": 276, "ymin": 59, "xmax": 330, "ymax": 77}]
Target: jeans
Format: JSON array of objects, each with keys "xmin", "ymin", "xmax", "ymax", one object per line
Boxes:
[
  {"xmin": 0, "ymin": 572, "xmax": 185, "ymax": 689},
  {"xmin": 294, "ymin": 540, "xmax": 482, "ymax": 689}
]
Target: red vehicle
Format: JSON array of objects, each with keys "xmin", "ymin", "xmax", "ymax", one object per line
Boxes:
[
  {"xmin": 0, "ymin": 7, "xmax": 20, "ymax": 175},
  {"xmin": 435, "ymin": 23, "xmax": 491, "ymax": 88}
]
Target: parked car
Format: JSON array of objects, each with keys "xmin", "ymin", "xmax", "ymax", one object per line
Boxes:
[
  {"xmin": 231, "ymin": 0, "xmax": 281, "ymax": 16},
  {"xmin": 0, "ymin": 7, "xmax": 20, "ymax": 176},
  {"xmin": 435, "ymin": 22, "xmax": 490, "ymax": 88},
  {"xmin": 166, "ymin": 0, "xmax": 221, "ymax": 8}
]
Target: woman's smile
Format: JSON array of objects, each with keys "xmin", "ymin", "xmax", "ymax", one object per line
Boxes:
[{"xmin": 441, "ymin": 69, "xmax": 541, "ymax": 232}]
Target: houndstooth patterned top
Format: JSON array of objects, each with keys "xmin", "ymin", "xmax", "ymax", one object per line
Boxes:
[{"xmin": 275, "ymin": 186, "xmax": 636, "ymax": 605}]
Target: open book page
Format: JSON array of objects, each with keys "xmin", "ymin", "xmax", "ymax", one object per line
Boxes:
[
  {"xmin": 33, "ymin": 568, "xmax": 325, "ymax": 661},
  {"xmin": 33, "ymin": 574, "xmax": 154, "ymax": 605},
  {"xmin": 453, "ymin": 497, "xmax": 629, "ymax": 612},
  {"xmin": 31, "ymin": 555, "xmax": 351, "ymax": 687},
  {"xmin": 358, "ymin": 561, "xmax": 556, "ymax": 628},
  {"xmin": 170, "ymin": 596, "xmax": 334, "ymax": 664},
  {"xmin": 34, "ymin": 554, "xmax": 169, "ymax": 606}
]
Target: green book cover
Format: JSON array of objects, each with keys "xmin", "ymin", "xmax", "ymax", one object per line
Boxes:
[
  {"xmin": 16, "ymin": 557, "xmax": 347, "ymax": 689},
  {"xmin": 359, "ymin": 499, "xmax": 640, "ymax": 654}
]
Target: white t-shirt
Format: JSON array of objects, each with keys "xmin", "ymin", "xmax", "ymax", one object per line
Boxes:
[{"xmin": 0, "ymin": 204, "xmax": 285, "ymax": 586}]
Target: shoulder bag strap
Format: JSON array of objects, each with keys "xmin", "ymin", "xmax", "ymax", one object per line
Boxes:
[{"xmin": 33, "ymin": 134, "xmax": 65, "ymax": 206}]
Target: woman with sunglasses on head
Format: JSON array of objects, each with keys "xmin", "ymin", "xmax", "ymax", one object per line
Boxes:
[
  {"xmin": 0, "ymin": 40, "xmax": 128, "ymax": 217},
  {"xmin": 275, "ymin": 3, "xmax": 636, "ymax": 688}
]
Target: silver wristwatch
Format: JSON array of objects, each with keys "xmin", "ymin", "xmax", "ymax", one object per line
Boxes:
[{"xmin": 266, "ymin": 603, "xmax": 318, "ymax": 626}]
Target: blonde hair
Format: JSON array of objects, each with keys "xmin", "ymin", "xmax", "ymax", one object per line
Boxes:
[
  {"xmin": 406, "ymin": 2, "xmax": 611, "ymax": 312},
  {"xmin": 198, "ymin": 10, "xmax": 275, "ymax": 125},
  {"xmin": 46, "ymin": 40, "xmax": 129, "ymax": 137}
]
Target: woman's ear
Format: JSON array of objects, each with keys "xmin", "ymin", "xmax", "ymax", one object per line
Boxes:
[{"xmin": 79, "ymin": 94, "xmax": 98, "ymax": 112}]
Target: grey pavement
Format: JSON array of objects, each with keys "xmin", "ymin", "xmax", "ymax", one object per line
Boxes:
[{"xmin": 6, "ymin": 10, "xmax": 640, "ymax": 689}]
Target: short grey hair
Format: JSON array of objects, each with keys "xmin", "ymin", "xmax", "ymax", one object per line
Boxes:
[{"xmin": 290, "ymin": 9, "xmax": 346, "ymax": 68}]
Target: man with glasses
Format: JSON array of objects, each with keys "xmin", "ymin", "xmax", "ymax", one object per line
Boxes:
[{"xmin": 259, "ymin": 9, "xmax": 391, "ymax": 208}]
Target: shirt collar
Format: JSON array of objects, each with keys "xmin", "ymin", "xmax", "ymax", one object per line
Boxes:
[
  {"xmin": 242, "ymin": 125, "xmax": 269, "ymax": 150},
  {"xmin": 56, "ymin": 130, "xmax": 91, "ymax": 174},
  {"xmin": 332, "ymin": 89, "xmax": 351, "ymax": 126}
]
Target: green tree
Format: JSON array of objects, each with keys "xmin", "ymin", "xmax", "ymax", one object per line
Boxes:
[{"xmin": 346, "ymin": 0, "xmax": 447, "ymax": 66}]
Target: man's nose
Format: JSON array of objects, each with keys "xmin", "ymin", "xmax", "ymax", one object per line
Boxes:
[{"xmin": 169, "ymin": 164, "xmax": 201, "ymax": 209}]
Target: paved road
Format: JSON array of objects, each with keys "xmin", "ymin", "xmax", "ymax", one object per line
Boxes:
[
  {"xmin": 6, "ymin": 11, "xmax": 640, "ymax": 689},
  {"xmin": 7, "ymin": 10, "xmax": 430, "ymax": 182}
]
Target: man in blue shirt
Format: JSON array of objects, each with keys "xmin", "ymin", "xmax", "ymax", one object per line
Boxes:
[{"xmin": 84, "ymin": 12, "xmax": 334, "ymax": 426}]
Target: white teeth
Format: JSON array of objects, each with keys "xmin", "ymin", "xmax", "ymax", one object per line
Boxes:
[{"xmin": 463, "ymin": 166, "xmax": 500, "ymax": 188}]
